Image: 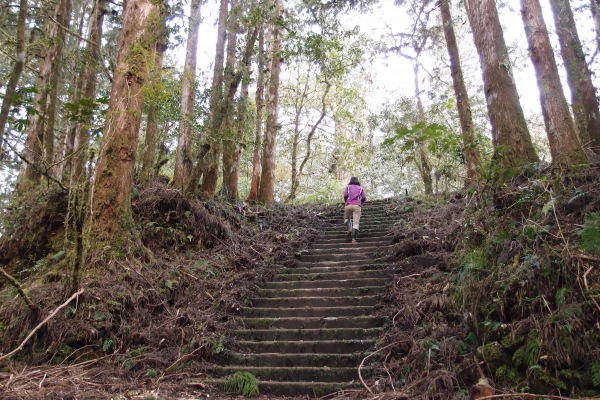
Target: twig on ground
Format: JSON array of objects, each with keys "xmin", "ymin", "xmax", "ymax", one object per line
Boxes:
[
  {"xmin": 475, "ymin": 394, "xmax": 595, "ymax": 400},
  {"xmin": 318, "ymin": 389, "xmax": 359, "ymax": 399},
  {"xmin": 582, "ymin": 265, "xmax": 600, "ymax": 313},
  {"xmin": 359, "ymin": 341, "xmax": 410, "ymax": 394},
  {"xmin": 396, "ymin": 273, "xmax": 421, "ymax": 284},
  {"xmin": 584, "ymin": 265, "xmax": 594, "ymax": 290},
  {"xmin": 384, "ymin": 351, "xmax": 395, "ymax": 392},
  {"xmin": 579, "ymin": 254, "xmax": 600, "ymax": 263},
  {"xmin": 0, "ymin": 289, "xmax": 84, "ymax": 361},
  {"xmin": 392, "ymin": 308, "xmax": 404, "ymax": 326},
  {"xmin": 427, "ymin": 348, "xmax": 431, "ymax": 375},
  {"xmin": 163, "ymin": 344, "xmax": 206, "ymax": 373},
  {"xmin": 38, "ymin": 373, "xmax": 46, "ymax": 388}
]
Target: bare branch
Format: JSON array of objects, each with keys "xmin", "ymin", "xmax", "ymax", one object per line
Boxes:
[{"xmin": 0, "ymin": 289, "xmax": 84, "ymax": 361}]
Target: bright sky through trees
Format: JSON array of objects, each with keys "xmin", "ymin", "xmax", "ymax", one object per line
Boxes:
[{"xmin": 168, "ymin": 0, "xmax": 600, "ymax": 150}]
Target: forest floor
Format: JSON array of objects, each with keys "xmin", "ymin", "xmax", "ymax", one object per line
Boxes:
[{"xmin": 1, "ymin": 166, "xmax": 600, "ymax": 399}]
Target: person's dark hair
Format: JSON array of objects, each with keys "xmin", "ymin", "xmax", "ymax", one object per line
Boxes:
[{"xmin": 349, "ymin": 177, "xmax": 360, "ymax": 185}]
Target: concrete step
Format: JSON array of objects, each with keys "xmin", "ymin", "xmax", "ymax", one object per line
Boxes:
[
  {"xmin": 257, "ymin": 286, "xmax": 385, "ymax": 298},
  {"xmin": 233, "ymin": 327, "xmax": 383, "ymax": 341},
  {"xmin": 202, "ymin": 379, "xmax": 361, "ymax": 397},
  {"xmin": 235, "ymin": 339, "xmax": 376, "ymax": 354},
  {"xmin": 250, "ymin": 295, "xmax": 380, "ymax": 308},
  {"xmin": 273, "ymin": 268, "xmax": 395, "ymax": 282},
  {"xmin": 281, "ymin": 264, "xmax": 390, "ymax": 274},
  {"xmin": 322, "ymin": 224, "xmax": 395, "ymax": 233},
  {"xmin": 240, "ymin": 316, "xmax": 384, "ymax": 330},
  {"xmin": 224, "ymin": 352, "xmax": 377, "ymax": 368},
  {"xmin": 309, "ymin": 239, "xmax": 393, "ymax": 249},
  {"xmin": 297, "ymin": 252, "xmax": 378, "ymax": 263},
  {"xmin": 302, "ymin": 245, "xmax": 391, "ymax": 255},
  {"xmin": 264, "ymin": 277, "xmax": 389, "ymax": 289},
  {"xmin": 295, "ymin": 260, "xmax": 392, "ymax": 270},
  {"xmin": 320, "ymin": 231, "xmax": 392, "ymax": 239},
  {"xmin": 322, "ymin": 217, "xmax": 393, "ymax": 224},
  {"xmin": 242, "ymin": 306, "xmax": 375, "ymax": 318},
  {"xmin": 210, "ymin": 366, "xmax": 374, "ymax": 383}
]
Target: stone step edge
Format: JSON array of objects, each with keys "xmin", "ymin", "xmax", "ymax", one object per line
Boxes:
[
  {"xmin": 233, "ymin": 327, "xmax": 383, "ymax": 334},
  {"xmin": 235, "ymin": 339, "xmax": 377, "ymax": 346},
  {"xmin": 200, "ymin": 378, "xmax": 361, "ymax": 395},
  {"xmin": 258, "ymin": 285, "xmax": 386, "ymax": 292}
]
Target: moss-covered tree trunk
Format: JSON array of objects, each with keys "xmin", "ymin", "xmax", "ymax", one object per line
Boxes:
[
  {"xmin": 19, "ymin": 0, "xmax": 72, "ymax": 186},
  {"xmin": 201, "ymin": 0, "xmax": 229, "ymax": 197},
  {"xmin": 521, "ymin": 0, "xmax": 587, "ymax": 169},
  {"xmin": 86, "ymin": 0, "xmax": 163, "ymax": 248},
  {"xmin": 220, "ymin": 8, "xmax": 240, "ymax": 200},
  {"xmin": 140, "ymin": 37, "xmax": 167, "ymax": 185},
  {"xmin": 440, "ymin": 0, "xmax": 481, "ymax": 185},
  {"xmin": 171, "ymin": 0, "xmax": 202, "ymax": 190},
  {"xmin": 222, "ymin": 26, "xmax": 257, "ymax": 201},
  {"xmin": 465, "ymin": 0, "xmax": 539, "ymax": 168},
  {"xmin": 247, "ymin": 27, "xmax": 265, "ymax": 202},
  {"xmin": 550, "ymin": 0, "xmax": 600, "ymax": 154},
  {"xmin": 258, "ymin": 0, "xmax": 283, "ymax": 203}
]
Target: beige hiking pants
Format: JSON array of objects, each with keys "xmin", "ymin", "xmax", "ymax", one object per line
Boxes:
[{"xmin": 344, "ymin": 204, "xmax": 362, "ymax": 230}]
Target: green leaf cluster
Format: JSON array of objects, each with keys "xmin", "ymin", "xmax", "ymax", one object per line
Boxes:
[
  {"xmin": 224, "ymin": 371, "xmax": 259, "ymax": 397},
  {"xmin": 578, "ymin": 212, "xmax": 600, "ymax": 255}
]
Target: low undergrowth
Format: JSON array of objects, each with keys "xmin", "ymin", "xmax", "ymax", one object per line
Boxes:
[
  {"xmin": 354, "ymin": 166, "xmax": 600, "ymax": 399},
  {"xmin": 0, "ymin": 181, "xmax": 323, "ymax": 399}
]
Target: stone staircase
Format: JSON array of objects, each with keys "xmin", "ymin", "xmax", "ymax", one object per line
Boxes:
[{"xmin": 209, "ymin": 199, "xmax": 397, "ymax": 396}]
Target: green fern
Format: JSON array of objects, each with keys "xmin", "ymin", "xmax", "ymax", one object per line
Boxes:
[
  {"xmin": 555, "ymin": 287, "xmax": 572, "ymax": 309},
  {"xmin": 592, "ymin": 362, "xmax": 600, "ymax": 387},
  {"xmin": 224, "ymin": 371, "xmax": 259, "ymax": 397},
  {"xmin": 513, "ymin": 330, "xmax": 541, "ymax": 367},
  {"xmin": 578, "ymin": 213, "xmax": 600, "ymax": 255}
]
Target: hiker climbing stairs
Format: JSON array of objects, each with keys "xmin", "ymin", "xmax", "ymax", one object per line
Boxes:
[{"xmin": 210, "ymin": 199, "xmax": 398, "ymax": 396}]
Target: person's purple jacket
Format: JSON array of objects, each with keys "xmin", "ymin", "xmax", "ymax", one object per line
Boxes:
[{"xmin": 344, "ymin": 185, "xmax": 366, "ymax": 206}]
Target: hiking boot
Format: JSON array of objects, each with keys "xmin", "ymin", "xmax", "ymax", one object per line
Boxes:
[
  {"xmin": 352, "ymin": 229, "xmax": 359, "ymax": 243},
  {"xmin": 346, "ymin": 220, "xmax": 352, "ymax": 238}
]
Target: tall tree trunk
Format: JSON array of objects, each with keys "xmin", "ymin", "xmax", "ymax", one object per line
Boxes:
[
  {"xmin": 219, "ymin": 10, "xmax": 239, "ymax": 199},
  {"xmin": 19, "ymin": 0, "xmax": 72, "ymax": 186},
  {"xmin": 55, "ymin": 0, "xmax": 88, "ymax": 180},
  {"xmin": 171, "ymin": 0, "xmax": 202, "ymax": 190},
  {"xmin": 521, "ymin": 0, "xmax": 587, "ymax": 168},
  {"xmin": 413, "ymin": 61, "xmax": 433, "ymax": 195},
  {"xmin": 140, "ymin": 37, "xmax": 167, "ymax": 185},
  {"xmin": 67, "ymin": 0, "xmax": 106, "ymax": 292},
  {"xmin": 223, "ymin": 69, "xmax": 250, "ymax": 201},
  {"xmin": 70, "ymin": 0, "xmax": 106, "ymax": 185},
  {"xmin": 0, "ymin": 0, "xmax": 28, "ymax": 148},
  {"xmin": 247, "ymin": 27, "xmax": 265, "ymax": 202},
  {"xmin": 219, "ymin": 22, "xmax": 259, "ymax": 200},
  {"xmin": 440, "ymin": 0, "xmax": 481, "ymax": 185},
  {"xmin": 258, "ymin": 0, "xmax": 283, "ymax": 203},
  {"xmin": 87, "ymin": 0, "xmax": 163, "ymax": 247},
  {"xmin": 464, "ymin": 0, "xmax": 539, "ymax": 168},
  {"xmin": 43, "ymin": 0, "xmax": 72, "ymax": 177},
  {"xmin": 590, "ymin": 0, "xmax": 600, "ymax": 56},
  {"xmin": 201, "ymin": 0, "xmax": 229, "ymax": 197},
  {"xmin": 550, "ymin": 0, "xmax": 600, "ymax": 154}
]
